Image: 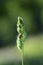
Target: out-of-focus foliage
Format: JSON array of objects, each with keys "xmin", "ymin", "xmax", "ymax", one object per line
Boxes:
[
  {"xmin": 0, "ymin": 34, "xmax": 43, "ymax": 65},
  {"xmin": 0, "ymin": 0, "xmax": 43, "ymax": 47}
]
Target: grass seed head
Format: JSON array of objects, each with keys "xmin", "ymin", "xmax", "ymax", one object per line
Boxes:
[{"xmin": 17, "ymin": 16, "xmax": 26, "ymax": 51}]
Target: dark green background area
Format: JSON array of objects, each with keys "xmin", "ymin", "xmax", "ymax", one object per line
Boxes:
[{"xmin": 0, "ymin": 0, "xmax": 43, "ymax": 47}]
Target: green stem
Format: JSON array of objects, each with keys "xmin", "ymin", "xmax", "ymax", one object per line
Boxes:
[{"xmin": 21, "ymin": 47, "xmax": 24, "ymax": 65}]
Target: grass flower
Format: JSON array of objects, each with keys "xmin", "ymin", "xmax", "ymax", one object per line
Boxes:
[{"xmin": 17, "ymin": 16, "xmax": 26, "ymax": 65}]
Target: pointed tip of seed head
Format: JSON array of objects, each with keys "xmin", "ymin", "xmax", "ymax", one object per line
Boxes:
[
  {"xmin": 18, "ymin": 16, "xmax": 23, "ymax": 21},
  {"xmin": 18, "ymin": 16, "xmax": 24, "ymax": 25}
]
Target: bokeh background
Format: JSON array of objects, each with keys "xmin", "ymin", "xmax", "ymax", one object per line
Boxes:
[{"xmin": 0, "ymin": 0, "xmax": 43, "ymax": 65}]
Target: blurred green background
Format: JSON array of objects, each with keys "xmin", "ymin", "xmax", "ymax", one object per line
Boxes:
[{"xmin": 0, "ymin": 0, "xmax": 43, "ymax": 65}]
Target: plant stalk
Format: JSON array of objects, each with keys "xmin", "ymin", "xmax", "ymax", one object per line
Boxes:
[{"xmin": 21, "ymin": 47, "xmax": 24, "ymax": 65}]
